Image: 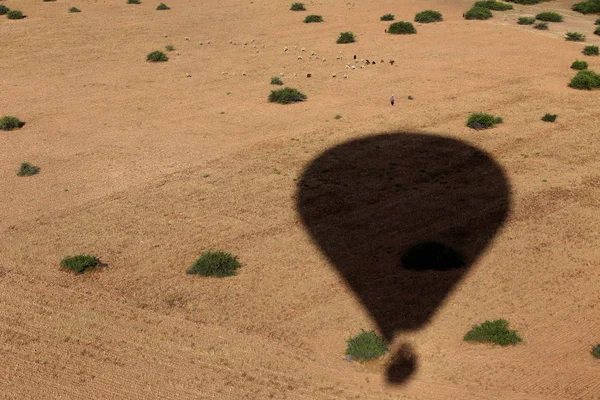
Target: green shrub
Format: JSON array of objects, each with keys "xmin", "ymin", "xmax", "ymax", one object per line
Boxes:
[
  {"xmin": 156, "ymin": 3, "xmax": 170, "ymax": 10},
  {"xmin": 571, "ymin": 60, "xmax": 588, "ymax": 70},
  {"xmin": 464, "ymin": 7, "xmax": 493, "ymax": 20},
  {"xmin": 17, "ymin": 162, "xmax": 40, "ymax": 177},
  {"xmin": 380, "ymin": 13, "xmax": 395, "ymax": 21},
  {"xmin": 165, "ymin": 44, "xmax": 174, "ymax": 51},
  {"xmin": 504, "ymin": 0, "xmax": 542, "ymax": 3},
  {"xmin": 473, "ymin": 1, "xmax": 513, "ymax": 10},
  {"xmin": 69, "ymin": 7, "xmax": 81, "ymax": 12},
  {"xmin": 7, "ymin": 10, "xmax": 24, "ymax": 19},
  {"xmin": 464, "ymin": 319, "xmax": 522, "ymax": 346},
  {"xmin": 414, "ymin": 10, "xmax": 443, "ymax": 23},
  {"xmin": 595, "ymin": 27, "xmax": 600, "ymax": 36},
  {"xmin": 596, "ymin": 17, "xmax": 600, "ymax": 24},
  {"xmin": 569, "ymin": 70, "xmax": 600, "ymax": 89},
  {"xmin": 592, "ymin": 344, "xmax": 600, "ymax": 358},
  {"xmin": 534, "ymin": 21, "xmax": 549, "ymax": 30},
  {"xmin": 127, "ymin": 0, "xmax": 141, "ymax": 4},
  {"xmin": 186, "ymin": 251, "xmax": 241, "ymax": 277},
  {"xmin": 290, "ymin": 2, "xmax": 305, "ymax": 11},
  {"xmin": 388, "ymin": 21, "xmax": 417, "ymax": 34},
  {"xmin": 345, "ymin": 330, "xmax": 389, "ymax": 362},
  {"xmin": 0, "ymin": 116, "xmax": 23, "ymax": 131},
  {"xmin": 583, "ymin": 45, "xmax": 599, "ymax": 55},
  {"xmin": 467, "ymin": 112, "xmax": 503, "ymax": 129},
  {"xmin": 566, "ymin": 32, "xmax": 585, "ymax": 41},
  {"xmin": 270, "ymin": 76, "xmax": 283, "ymax": 85},
  {"xmin": 536, "ymin": 12, "xmax": 563, "ymax": 22},
  {"xmin": 146, "ymin": 50, "xmax": 168, "ymax": 62},
  {"xmin": 572, "ymin": 0, "xmax": 600, "ymax": 14},
  {"xmin": 0, "ymin": 5, "xmax": 9, "ymax": 15},
  {"xmin": 304, "ymin": 14, "xmax": 323, "ymax": 23},
  {"xmin": 60, "ymin": 255, "xmax": 101, "ymax": 274},
  {"xmin": 334, "ymin": 114, "xmax": 342, "ymax": 119},
  {"xmin": 268, "ymin": 87, "xmax": 307, "ymax": 104},
  {"xmin": 337, "ymin": 32, "xmax": 356, "ymax": 44},
  {"xmin": 518, "ymin": 16, "xmax": 536, "ymax": 24},
  {"xmin": 541, "ymin": 113, "xmax": 557, "ymax": 122}
]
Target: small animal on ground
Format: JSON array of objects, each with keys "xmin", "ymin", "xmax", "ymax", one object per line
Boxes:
[
  {"xmin": 389, "ymin": 60, "xmax": 395, "ymax": 66},
  {"xmin": 307, "ymin": 73, "xmax": 311, "ymax": 78}
]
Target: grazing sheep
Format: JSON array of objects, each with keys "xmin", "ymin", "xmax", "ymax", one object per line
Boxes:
[
  {"xmin": 186, "ymin": 73, "xmax": 192, "ymax": 77},
  {"xmin": 230, "ymin": 40, "xmax": 233, "ymax": 44},
  {"xmin": 199, "ymin": 41, "xmax": 203, "ymax": 45},
  {"xmin": 293, "ymin": 73, "xmax": 297, "ymax": 77},
  {"xmin": 366, "ymin": 60, "xmax": 370, "ymax": 65},
  {"xmin": 207, "ymin": 41, "xmax": 212, "ymax": 44},
  {"xmin": 284, "ymin": 46, "xmax": 289, "ymax": 52},
  {"xmin": 185, "ymin": 37, "xmax": 190, "ymax": 41},
  {"xmin": 164, "ymin": 34, "xmax": 168, "ymax": 38},
  {"xmin": 381, "ymin": 59, "xmax": 385, "ymax": 63},
  {"xmin": 311, "ymin": 51, "xmax": 316, "ymax": 56},
  {"xmin": 251, "ymin": 39, "xmax": 255, "ymax": 43},
  {"xmin": 322, "ymin": 59, "xmax": 326, "ymax": 62},
  {"xmin": 242, "ymin": 45, "xmax": 246, "ymax": 49},
  {"xmin": 253, "ymin": 45, "xmax": 256, "ymax": 48},
  {"xmin": 332, "ymin": 73, "xmax": 337, "ymax": 77},
  {"xmin": 351, "ymin": 66, "xmax": 357, "ymax": 70},
  {"xmin": 262, "ymin": 44, "xmax": 266, "ymax": 48},
  {"xmin": 298, "ymin": 56, "xmax": 303, "ymax": 60},
  {"xmin": 307, "ymin": 73, "xmax": 312, "ymax": 78},
  {"xmin": 389, "ymin": 60, "xmax": 395, "ymax": 65},
  {"xmin": 242, "ymin": 72, "xmax": 247, "ymax": 76},
  {"xmin": 360, "ymin": 65, "xmax": 365, "ymax": 69},
  {"xmin": 343, "ymin": 74, "xmax": 348, "ymax": 79},
  {"xmin": 221, "ymin": 71, "xmax": 228, "ymax": 75},
  {"xmin": 176, "ymin": 51, "xmax": 181, "ymax": 56},
  {"xmin": 301, "ymin": 47, "xmax": 307, "ymax": 52},
  {"xmin": 280, "ymin": 72, "xmax": 284, "ymax": 77}
]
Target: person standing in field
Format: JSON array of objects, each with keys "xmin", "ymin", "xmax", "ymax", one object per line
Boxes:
[{"xmin": 390, "ymin": 94, "xmax": 395, "ymax": 106}]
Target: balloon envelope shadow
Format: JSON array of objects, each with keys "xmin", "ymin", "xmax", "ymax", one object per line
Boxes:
[{"xmin": 296, "ymin": 133, "xmax": 510, "ymax": 384}]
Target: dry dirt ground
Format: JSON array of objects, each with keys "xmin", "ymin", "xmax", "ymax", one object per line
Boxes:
[{"xmin": 1, "ymin": 0, "xmax": 600, "ymax": 398}]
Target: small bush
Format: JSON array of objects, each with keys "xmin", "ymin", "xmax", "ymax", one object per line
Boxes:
[
  {"xmin": 304, "ymin": 14, "xmax": 323, "ymax": 23},
  {"xmin": 380, "ymin": 13, "xmax": 395, "ymax": 21},
  {"xmin": 146, "ymin": 50, "xmax": 168, "ymax": 62},
  {"xmin": 569, "ymin": 70, "xmax": 600, "ymax": 89},
  {"xmin": 541, "ymin": 113, "xmax": 557, "ymax": 122},
  {"xmin": 17, "ymin": 162, "xmax": 40, "ymax": 177},
  {"xmin": 290, "ymin": 2, "xmax": 305, "ymax": 11},
  {"xmin": 517, "ymin": 16, "xmax": 536, "ymax": 24},
  {"xmin": 60, "ymin": 255, "xmax": 101, "ymax": 274},
  {"xmin": 572, "ymin": 0, "xmax": 600, "ymax": 14},
  {"xmin": 536, "ymin": 12, "xmax": 563, "ymax": 22},
  {"xmin": 414, "ymin": 10, "xmax": 443, "ymax": 23},
  {"xmin": 0, "ymin": 116, "xmax": 23, "ymax": 131},
  {"xmin": 270, "ymin": 76, "xmax": 283, "ymax": 85},
  {"xmin": 388, "ymin": 21, "xmax": 417, "ymax": 34},
  {"xmin": 595, "ymin": 27, "xmax": 600, "ymax": 36},
  {"xmin": 156, "ymin": 3, "xmax": 170, "ymax": 10},
  {"xmin": 7, "ymin": 10, "xmax": 24, "ymax": 19},
  {"xmin": 186, "ymin": 251, "xmax": 241, "ymax": 277},
  {"xmin": 337, "ymin": 31, "xmax": 356, "ymax": 44},
  {"xmin": 69, "ymin": 7, "xmax": 81, "ymax": 12},
  {"xmin": 467, "ymin": 112, "xmax": 503, "ymax": 129},
  {"xmin": 334, "ymin": 114, "xmax": 342, "ymax": 119},
  {"xmin": 345, "ymin": 330, "xmax": 389, "ymax": 362},
  {"xmin": 534, "ymin": 21, "xmax": 549, "ymax": 30},
  {"xmin": 583, "ymin": 45, "xmax": 600, "ymax": 55},
  {"xmin": 566, "ymin": 32, "xmax": 585, "ymax": 41},
  {"xmin": 473, "ymin": 1, "xmax": 513, "ymax": 11},
  {"xmin": 464, "ymin": 7, "xmax": 493, "ymax": 20},
  {"xmin": 127, "ymin": 0, "xmax": 141, "ymax": 4},
  {"xmin": 592, "ymin": 344, "xmax": 600, "ymax": 358},
  {"xmin": 0, "ymin": 5, "xmax": 9, "ymax": 15},
  {"xmin": 571, "ymin": 60, "xmax": 588, "ymax": 70},
  {"xmin": 165, "ymin": 44, "xmax": 174, "ymax": 51},
  {"xmin": 464, "ymin": 319, "xmax": 522, "ymax": 346},
  {"xmin": 596, "ymin": 17, "xmax": 600, "ymax": 25},
  {"xmin": 268, "ymin": 87, "xmax": 307, "ymax": 104}
]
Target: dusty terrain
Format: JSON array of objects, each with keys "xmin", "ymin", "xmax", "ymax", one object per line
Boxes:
[{"xmin": 1, "ymin": 0, "xmax": 600, "ymax": 398}]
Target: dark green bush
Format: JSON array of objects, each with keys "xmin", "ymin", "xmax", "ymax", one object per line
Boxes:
[
  {"xmin": 464, "ymin": 319, "xmax": 522, "ymax": 346},
  {"xmin": 541, "ymin": 113, "xmax": 557, "ymax": 122},
  {"xmin": 474, "ymin": 1, "xmax": 513, "ymax": 10},
  {"xmin": 595, "ymin": 17, "xmax": 600, "ymax": 24},
  {"xmin": 270, "ymin": 76, "xmax": 283, "ymax": 85},
  {"xmin": 569, "ymin": 70, "xmax": 600, "ymax": 89},
  {"xmin": 414, "ymin": 10, "xmax": 443, "ymax": 23},
  {"xmin": 337, "ymin": 32, "xmax": 356, "ymax": 44},
  {"xmin": 268, "ymin": 87, "xmax": 307, "ymax": 104},
  {"xmin": 592, "ymin": 344, "xmax": 600, "ymax": 358},
  {"xmin": 0, "ymin": 116, "xmax": 23, "ymax": 131},
  {"xmin": 69, "ymin": 7, "xmax": 81, "ymax": 12},
  {"xmin": 146, "ymin": 50, "xmax": 168, "ymax": 62},
  {"xmin": 380, "ymin": 13, "xmax": 395, "ymax": 21},
  {"xmin": 534, "ymin": 21, "xmax": 549, "ymax": 30},
  {"xmin": 186, "ymin": 251, "xmax": 241, "ymax": 277},
  {"xmin": 290, "ymin": 2, "xmax": 305, "ymax": 11},
  {"xmin": 17, "ymin": 162, "xmax": 40, "ymax": 177},
  {"xmin": 536, "ymin": 12, "xmax": 563, "ymax": 22},
  {"xmin": 595, "ymin": 27, "xmax": 600, "ymax": 35},
  {"xmin": 571, "ymin": 60, "xmax": 588, "ymax": 70},
  {"xmin": 334, "ymin": 114, "xmax": 342, "ymax": 119},
  {"xmin": 345, "ymin": 330, "xmax": 389, "ymax": 362},
  {"xmin": 388, "ymin": 21, "xmax": 417, "ymax": 34},
  {"xmin": 304, "ymin": 14, "xmax": 323, "ymax": 23},
  {"xmin": 60, "ymin": 255, "xmax": 101, "ymax": 274},
  {"xmin": 572, "ymin": 0, "xmax": 600, "ymax": 14},
  {"xmin": 583, "ymin": 45, "xmax": 599, "ymax": 55},
  {"xmin": 518, "ymin": 16, "xmax": 536, "ymax": 24},
  {"xmin": 7, "ymin": 10, "xmax": 24, "ymax": 19},
  {"xmin": 0, "ymin": 5, "xmax": 10, "ymax": 15},
  {"xmin": 127, "ymin": 0, "xmax": 141, "ymax": 4},
  {"xmin": 156, "ymin": 3, "xmax": 170, "ymax": 10},
  {"xmin": 465, "ymin": 7, "xmax": 493, "ymax": 20},
  {"xmin": 467, "ymin": 112, "xmax": 503, "ymax": 129},
  {"xmin": 566, "ymin": 32, "xmax": 585, "ymax": 41}
]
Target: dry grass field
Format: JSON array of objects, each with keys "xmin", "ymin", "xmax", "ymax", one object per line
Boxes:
[{"xmin": 1, "ymin": 0, "xmax": 600, "ymax": 398}]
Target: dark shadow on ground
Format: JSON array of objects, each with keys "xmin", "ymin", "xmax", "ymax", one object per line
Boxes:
[{"xmin": 296, "ymin": 132, "xmax": 511, "ymax": 384}]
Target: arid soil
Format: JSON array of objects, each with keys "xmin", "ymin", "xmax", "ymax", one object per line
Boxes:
[{"xmin": 1, "ymin": 0, "xmax": 600, "ymax": 398}]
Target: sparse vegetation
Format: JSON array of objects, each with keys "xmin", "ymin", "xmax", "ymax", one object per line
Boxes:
[
  {"xmin": 388, "ymin": 21, "xmax": 417, "ymax": 34},
  {"xmin": 268, "ymin": 87, "xmax": 307, "ymax": 104},
  {"xmin": 536, "ymin": 12, "xmax": 563, "ymax": 22},
  {"xmin": 572, "ymin": 0, "xmax": 600, "ymax": 14},
  {"xmin": 464, "ymin": 319, "xmax": 522, "ymax": 346},
  {"xmin": 380, "ymin": 13, "xmax": 395, "ymax": 21},
  {"xmin": 571, "ymin": 60, "xmax": 588, "ymax": 70},
  {"xmin": 60, "ymin": 255, "xmax": 101, "ymax": 274},
  {"xmin": 334, "ymin": 114, "xmax": 342, "ymax": 119},
  {"xmin": 7, "ymin": 10, "xmax": 24, "ymax": 19},
  {"xmin": 592, "ymin": 344, "xmax": 600, "ymax": 358},
  {"xmin": 595, "ymin": 27, "xmax": 600, "ymax": 35},
  {"xmin": 596, "ymin": 17, "xmax": 600, "ymax": 24},
  {"xmin": 414, "ymin": 10, "xmax": 443, "ymax": 23},
  {"xmin": 165, "ymin": 44, "xmax": 174, "ymax": 51},
  {"xmin": 569, "ymin": 70, "xmax": 600, "ymax": 89},
  {"xmin": 270, "ymin": 76, "xmax": 283, "ymax": 85},
  {"xmin": 146, "ymin": 50, "xmax": 168, "ymax": 62},
  {"xmin": 290, "ymin": 2, "xmax": 305, "ymax": 11},
  {"xmin": 566, "ymin": 32, "xmax": 585, "ymax": 41},
  {"xmin": 127, "ymin": 0, "xmax": 141, "ymax": 4},
  {"xmin": 304, "ymin": 14, "xmax": 323, "ymax": 23},
  {"xmin": 69, "ymin": 7, "xmax": 81, "ymax": 12},
  {"xmin": 337, "ymin": 31, "xmax": 356, "ymax": 44},
  {"xmin": 0, "ymin": 116, "xmax": 23, "ymax": 131},
  {"xmin": 517, "ymin": 16, "xmax": 536, "ymax": 24},
  {"xmin": 473, "ymin": 1, "xmax": 513, "ymax": 11},
  {"xmin": 186, "ymin": 251, "xmax": 242, "ymax": 277},
  {"xmin": 541, "ymin": 113, "xmax": 557, "ymax": 122},
  {"xmin": 534, "ymin": 21, "xmax": 549, "ymax": 30},
  {"xmin": 408, "ymin": 95, "xmax": 414, "ymax": 100},
  {"xmin": 0, "ymin": 5, "xmax": 9, "ymax": 15},
  {"xmin": 345, "ymin": 330, "xmax": 389, "ymax": 362},
  {"xmin": 156, "ymin": 3, "xmax": 170, "ymax": 10},
  {"xmin": 583, "ymin": 45, "xmax": 600, "ymax": 55},
  {"xmin": 467, "ymin": 112, "xmax": 503, "ymax": 129},
  {"xmin": 17, "ymin": 162, "xmax": 40, "ymax": 177},
  {"xmin": 464, "ymin": 7, "xmax": 493, "ymax": 20}
]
